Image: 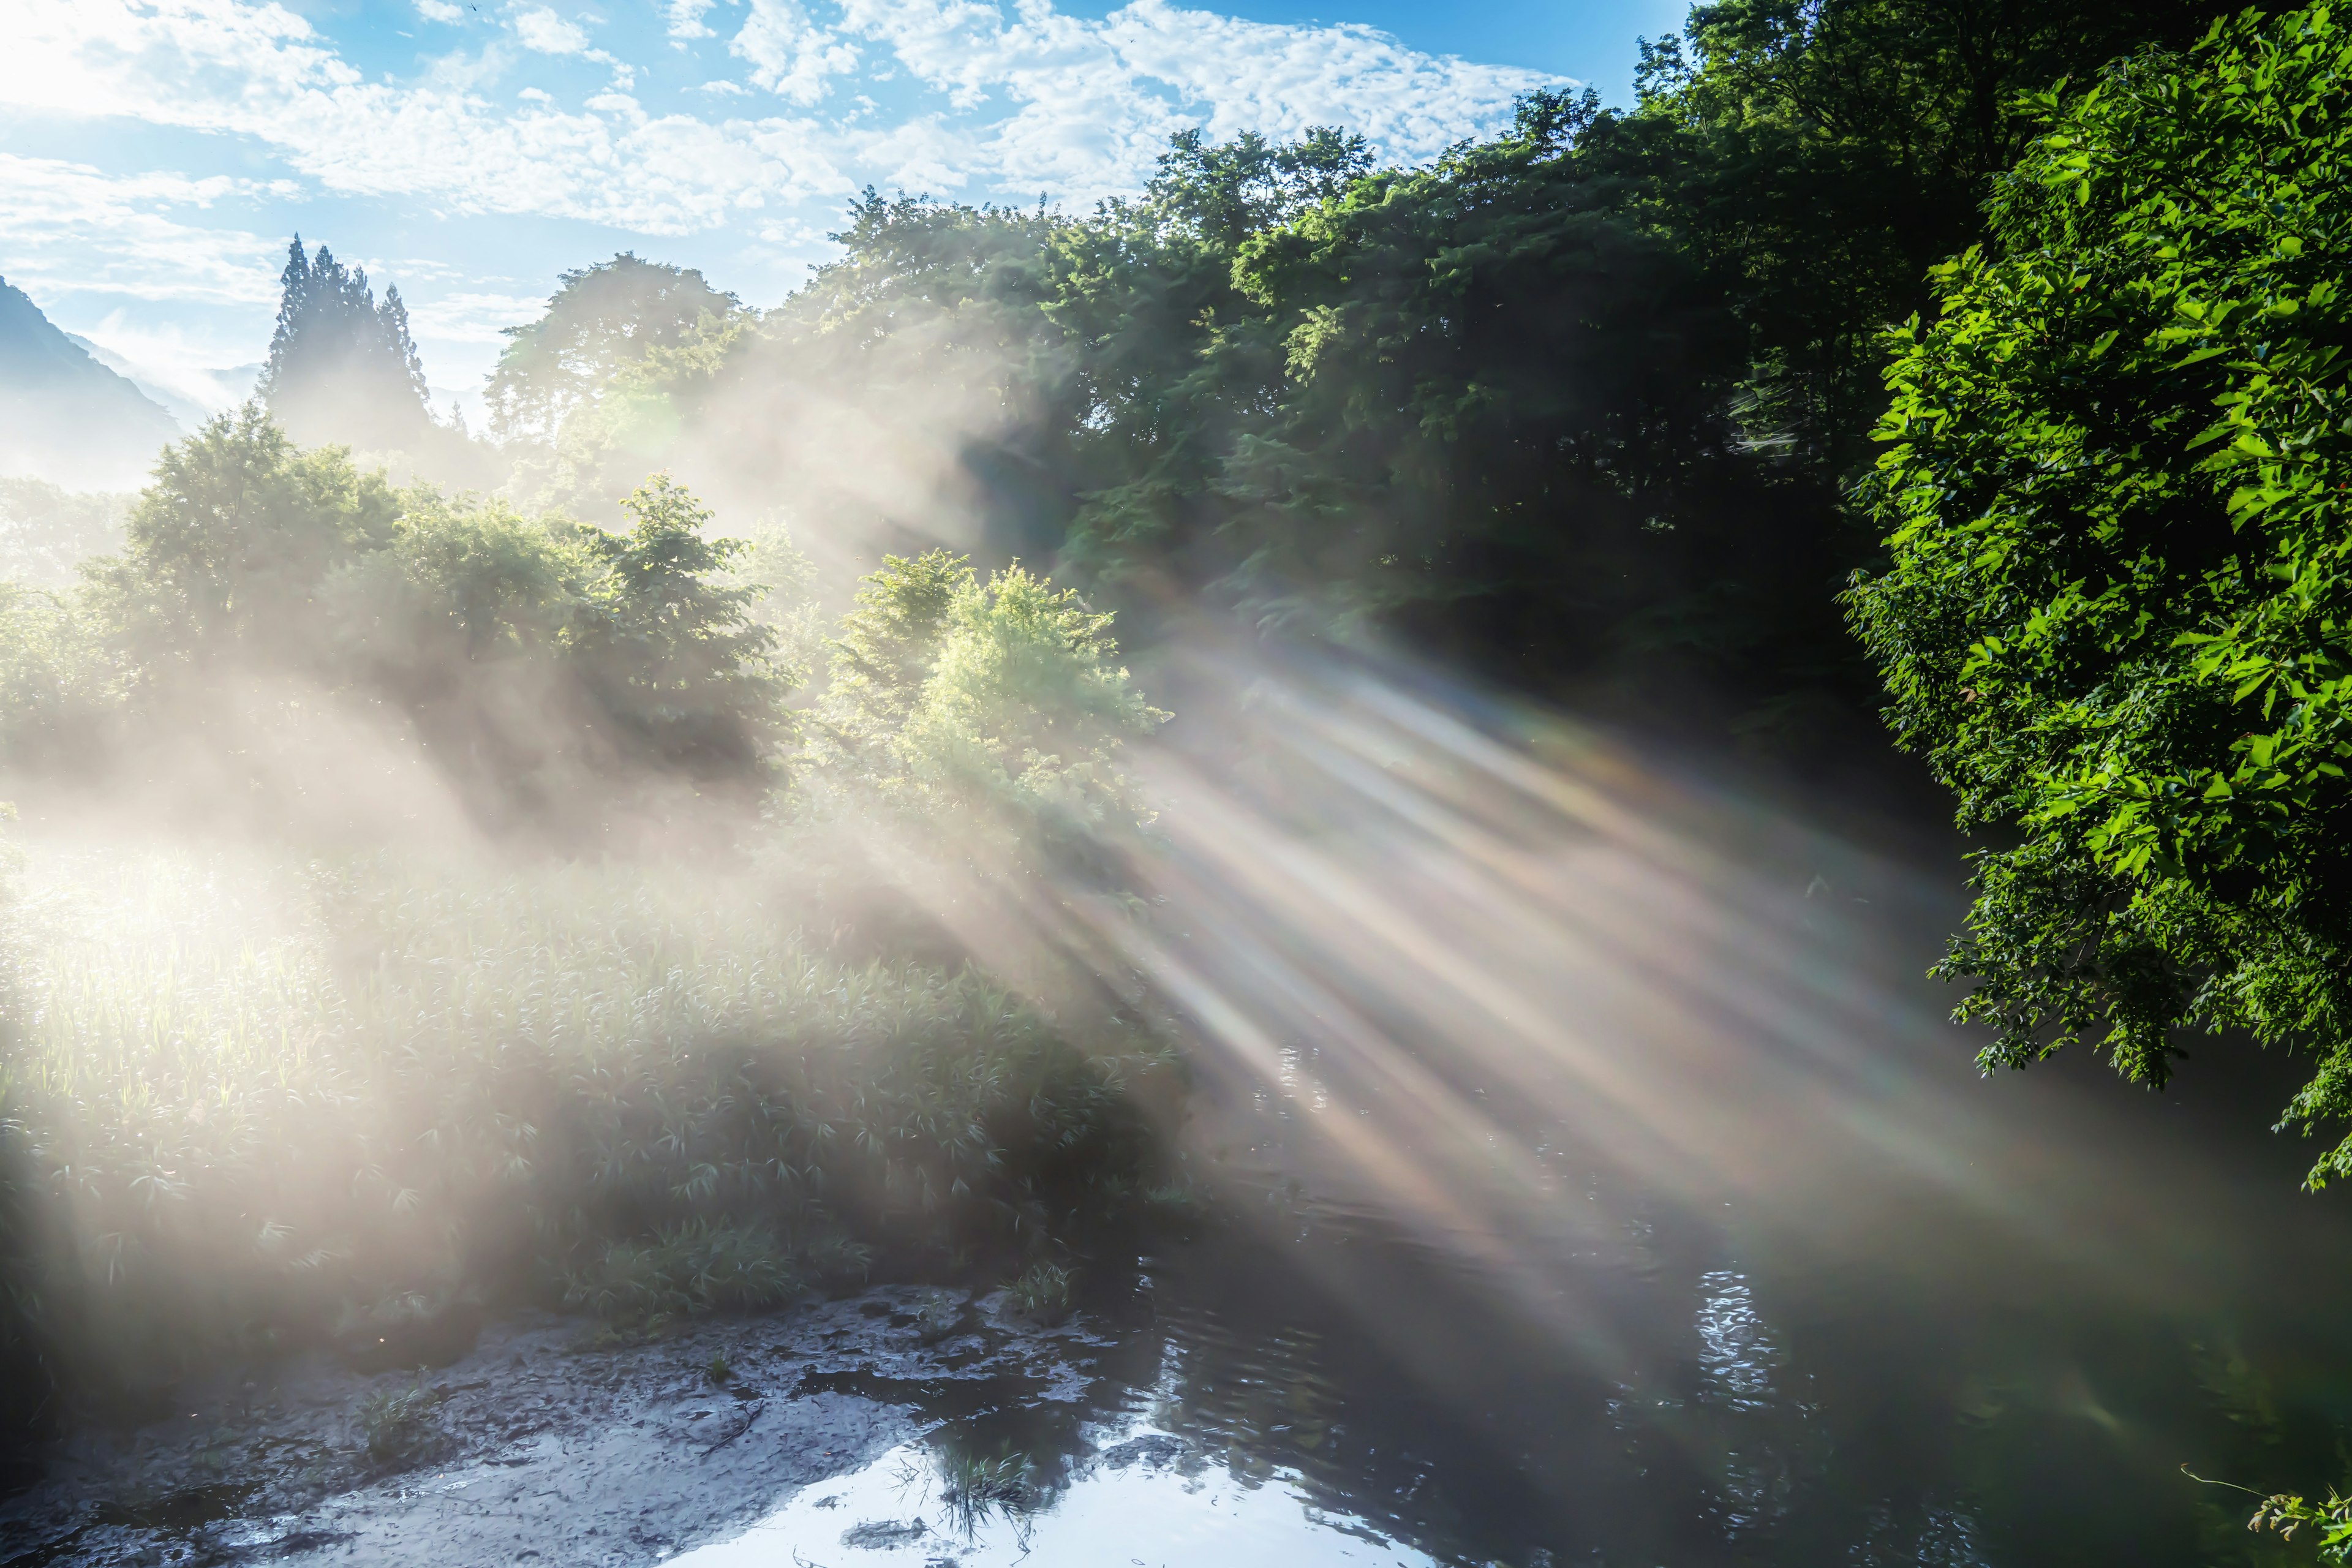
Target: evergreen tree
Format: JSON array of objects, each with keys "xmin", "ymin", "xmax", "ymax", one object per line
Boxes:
[{"xmin": 260, "ymin": 236, "xmax": 434, "ymax": 452}]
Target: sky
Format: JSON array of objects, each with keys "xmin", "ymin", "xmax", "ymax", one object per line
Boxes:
[{"xmin": 0, "ymin": 0, "xmax": 1687, "ymax": 421}]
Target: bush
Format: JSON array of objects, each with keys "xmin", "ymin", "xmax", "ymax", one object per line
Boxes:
[
  {"xmin": 1848, "ymin": 9, "xmax": 2352, "ymax": 1180},
  {"xmin": 0, "ymin": 847, "xmax": 1171, "ymax": 1401},
  {"xmin": 810, "ymin": 550, "xmax": 1166, "ymax": 876},
  {"xmin": 357, "ymin": 1373, "xmax": 445, "ymax": 1471},
  {"xmin": 12, "ymin": 410, "xmax": 788, "ymax": 835}
]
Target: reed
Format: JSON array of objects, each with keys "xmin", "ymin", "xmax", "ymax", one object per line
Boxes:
[{"xmin": 0, "ymin": 842, "xmax": 1173, "ymax": 1420}]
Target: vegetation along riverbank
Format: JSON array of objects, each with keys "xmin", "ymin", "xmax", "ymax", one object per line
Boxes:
[{"xmin": 10, "ymin": 0, "xmax": 2352, "ymax": 1558}]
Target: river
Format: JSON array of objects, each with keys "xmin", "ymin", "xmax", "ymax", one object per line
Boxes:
[{"xmin": 674, "ymin": 654, "xmax": 2352, "ymax": 1567}]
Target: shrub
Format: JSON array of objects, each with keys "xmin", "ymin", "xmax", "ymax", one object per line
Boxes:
[
  {"xmin": 1848, "ymin": 9, "xmax": 2352, "ymax": 1180},
  {"xmin": 357, "ymin": 1372, "xmax": 445, "ymax": 1471},
  {"xmin": 1004, "ymin": 1261, "xmax": 1073, "ymax": 1325},
  {"xmin": 0, "ymin": 846, "xmax": 1170, "ymax": 1401}
]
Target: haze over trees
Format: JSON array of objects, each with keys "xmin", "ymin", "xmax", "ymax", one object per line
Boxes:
[
  {"xmin": 11, "ymin": 2, "xmax": 2352, "ymax": 1545},
  {"xmin": 260, "ymin": 238, "xmax": 433, "ymax": 452}
]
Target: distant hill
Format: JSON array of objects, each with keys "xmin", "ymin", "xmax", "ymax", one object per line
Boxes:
[
  {"xmin": 0, "ymin": 277, "xmax": 181, "ymax": 489},
  {"xmin": 64, "ymin": 333, "xmax": 258, "ymax": 431}
]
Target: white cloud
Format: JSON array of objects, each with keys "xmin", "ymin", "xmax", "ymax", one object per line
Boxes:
[
  {"xmin": 415, "ymin": 0, "xmax": 464, "ymax": 21},
  {"xmin": 0, "ymin": 0, "xmax": 1558, "ymax": 241},
  {"xmin": 511, "ymin": 7, "xmax": 590, "ymax": 55},
  {"xmin": 831, "ymin": 0, "xmax": 1556, "ymax": 197},
  {"xmin": 0, "ymin": 0, "xmax": 855, "ymax": 233},
  {"xmin": 665, "ymin": 0, "xmax": 719, "ymax": 39},
  {"xmin": 0, "ymin": 154, "xmax": 287, "ymax": 306},
  {"xmin": 733, "ymin": 0, "xmax": 859, "ymax": 107},
  {"xmin": 401, "ymin": 288, "xmax": 546, "ymax": 343}
]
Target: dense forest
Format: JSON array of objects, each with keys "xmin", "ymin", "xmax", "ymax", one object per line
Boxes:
[{"xmin": 9, "ymin": 0, "xmax": 2352, "ymax": 1550}]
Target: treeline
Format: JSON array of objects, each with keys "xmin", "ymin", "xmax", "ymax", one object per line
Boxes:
[
  {"xmin": 441, "ymin": 0, "xmax": 2235, "ymax": 745},
  {"xmin": 11, "ymin": 0, "xmax": 2352, "ymax": 1483},
  {"xmin": 20, "ymin": 0, "xmax": 2234, "ymax": 761}
]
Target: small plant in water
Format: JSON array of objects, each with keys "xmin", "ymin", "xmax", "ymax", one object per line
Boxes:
[
  {"xmin": 911, "ymin": 1289, "xmax": 967, "ymax": 1346},
  {"xmin": 1141, "ymin": 1182, "xmax": 1208, "ymax": 1229},
  {"xmin": 936, "ymin": 1445, "xmax": 1036, "ymax": 1536},
  {"xmin": 1005, "ymin": 1261, "xmax": 1073, "ymax": 1325},
  {"xmin": 357, "ymin": 1371, "xmax": 444, "ymax": 1471},
  {"xmin": 706, "ymin": 1350, "xmax": 733, "ymax": 1385}
]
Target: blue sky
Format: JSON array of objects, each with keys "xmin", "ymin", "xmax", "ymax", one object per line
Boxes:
[{"xmin": 1, "ymin": 0, "xmax": 1686, "ymax": 420}]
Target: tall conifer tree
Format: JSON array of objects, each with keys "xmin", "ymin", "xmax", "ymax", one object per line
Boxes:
[{"xmin": 260, "ymin": 235, "xmax": 433, "ymax": 451}]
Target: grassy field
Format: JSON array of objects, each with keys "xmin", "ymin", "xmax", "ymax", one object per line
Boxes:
[{"xmin": 0, "ymin": 839, "xmax": 1175, "ymax": 1430}]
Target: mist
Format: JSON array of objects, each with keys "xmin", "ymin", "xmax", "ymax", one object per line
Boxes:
[{"xmin": 6, "ymin": 43, "xmax": 2351, "ymax": 1566}]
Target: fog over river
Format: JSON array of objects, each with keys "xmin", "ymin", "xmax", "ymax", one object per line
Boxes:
[{"xmin": 6, "ymin": 650, "xmax": 2345, "ymax": 1568}]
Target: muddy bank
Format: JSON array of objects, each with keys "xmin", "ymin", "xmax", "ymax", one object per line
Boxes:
[{"xmin": 0, "ymin": 1287, "xmax": 1101, "ymax": 1567}]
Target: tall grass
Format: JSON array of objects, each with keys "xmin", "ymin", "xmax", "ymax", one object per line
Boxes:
[{"xmin": 0, "ymin": 842, "xmax": 1172, "ymax": 1419}]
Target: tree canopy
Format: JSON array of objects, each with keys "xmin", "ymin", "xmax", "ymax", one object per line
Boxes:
[
  {"xmin": 1849, "ymin": 7, "xmax": 2352, "ymax": 1182},
  {"xmin": 487, "ymin": 253, "xmax": 742, "ymax": 444}
]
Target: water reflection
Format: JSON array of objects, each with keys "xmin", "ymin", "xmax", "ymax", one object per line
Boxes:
[
  {"xmin": 676, "ymin": 1434, "xmax": 1439, "ymax": 1568},
  {"xmin": 689, "ymin": 646, "xmax": 2352, "ymax": 1566}
]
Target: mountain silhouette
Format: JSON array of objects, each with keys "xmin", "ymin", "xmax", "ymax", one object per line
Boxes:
[{"xmin": 0, "ymin": 277, "xmax": 181, "ymax": 489}]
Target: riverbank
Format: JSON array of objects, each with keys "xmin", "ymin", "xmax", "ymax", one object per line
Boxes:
[{"xmin": 0, "ymin": 1283, "xmax": 1106, "ymax": 1567}]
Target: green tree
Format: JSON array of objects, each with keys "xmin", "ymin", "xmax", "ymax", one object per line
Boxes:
[
  {"xmin": 813, "ymin": 551, "xmax": 1164, "ymax": 862},
  {"xmin": 260, "ymin": 238, "xmax": 434, "ymax": 452},
  {"xmin": 14, "ymin": 411, "xmax": 790, "ymax": 825},
  {"xmin": 1847, "ymin": 8, "xmax": 2352, "ymax": 1182},
  {"xmin": 486, "ymin": 253, "xmax": 741, "ymax": 444},
  {"xmin": 1627, "ymin": 0, "xmax": 2237, "ymax": 481},
  {"xmin": 816, "ymin": 547, "xmax": 976, "ymax": 771},
  {"xmin": 0, "ymin": 479, "xmax": 128, "ymax": 590},
  {"xmin": 571, "ymin": 473, "xmax": 787, "ymax": 788},
  {"xmin": 97, "ymin": 405, "xmax": 401, "ymax": 680}
]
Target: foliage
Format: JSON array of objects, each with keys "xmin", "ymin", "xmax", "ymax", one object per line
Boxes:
[
  {"xmin": 568, "ymin": 473, "xmax": 790, "ymax": 792},
  {"xmin": 357, "ymin": 1372, "xmax": 446, "ymax": 1471},
  {"xmin": 0, "ymin": 581, "xmax": 119, "ymax": 769},
  {"xmin": 2250, "ymin": 1487, "xmax": 2352, "ymax": 1561},
  {"xmin": 561, "ymin": 1219, "xmax": 811, "ymax": 1330},
  {"xmin": 517, "ymin": 0, "xmax": 2245, "ymax": 728},
  {"xmin": 261, "ymin": 237, "xmax": 432, "ymax": 453},
  {"xmin": 487, "ymin": 252, "xmax": 741, "ymax": 443},
  {"xmin": 0, "ymin": 479, "xmax": 127, "ymax": 590},
  {"xmin": 935, "ymin": 1443, "xmax": 1037, "ymax": 1534},
  {"xmin": 820, "ymin": 548, "xmax": 975, "ymax": 769},
  {"xmin": 0, "ymin": 847, "xmax": 1172, "ymax": 1402},
  {"xmin": 910, "ymin": 1287, "xmax": 966, "ymax": 1344},
  {"xmin": 1848, "ymin": 9, "xmax": 2352, "ymax": 1180},
  {"xmin": 812, "ymin": 550, "xmax": 1165, "ymax": 865},
  {"xmin": 100, "ymin": 405, "xmax": 404, "ymax": 676},
  {"xmin": 6, "ymin": 410, "xmax": 789, "ymax": 830},
  {"xmin": 1003, "ymin": 1260, "xmax": 1072, "ymax": 1324},
  {"xmin": 1626, "ymin": 0, "xmax": 2237, "ymax": 481},
  {"xmin": 1199, "ymin": 94, "xmax": 1777, "ymax": 669}
]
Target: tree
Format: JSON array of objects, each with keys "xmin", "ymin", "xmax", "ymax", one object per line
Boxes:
[
  {"xmin": 1626, "ymin": 0, "xmax": 2241, "ymax": 483},
  {"xmin": 570, "ymin": 473, "xmax": 787, "ymax": 788},
  {"xmin": 486, "ymin": 254, "xmax": 741, "ymax": 444},
  {"xmin": 99, "ymin": 405, "xmax": 402, "ymax": 679},
  {"xmin": 1199, "ymin": 91, "xmax": 1765, "ymax": 677},
  {"xmin": 31, "ymin": 410, "xmax": 788, "ymax": 828},
  {"xmin": 260, "ymin": 238, "xmax": 434, "ymax": 452},
  {"xmin": 812, "ymin": 551, "xmax": 1164, "ymax": 864},
  {"xmin": 1847, "ymin": 8, "xmax": 2352, "ymax": 1183}
]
